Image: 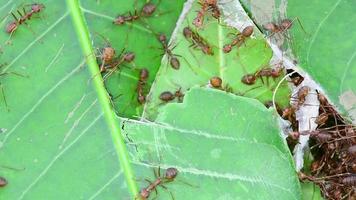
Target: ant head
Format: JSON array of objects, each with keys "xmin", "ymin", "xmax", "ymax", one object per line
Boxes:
[
  {"xmin": 193, "ymin": 16, "xmax": 204, "ymax": 28},
  {"xmin": 263, "ymin": 22, "xmax": 277, "ymax": 32},
  {"xmin": 165, "ymin": 167, "xmax": 178, "ymax": 179},
  {"xmin": 31, "ymin": 3, "xmax": 45, "ymax": 13},
  {"xmin": 141, "ymin": 2, "xmax": 156, "ymax": 17},
  {"xmin": 6, "ymin": 22, "xmax": 17, "ymax": 33},
  {"xmin": 158, "ymin": 33, "xmax": 167, "ymax": 43},
  {"xmin": 241, "ymin": 74, "xmax": 256, "ymax": 85},
  {"xmin": 139, "ymin": 188, "xmax": 150, "ymax": 199},
  {"xmin": 281, "ymin": 19, "xmax": 293, "ymax": 30},
  {"xmin": 183, "ymin": 27, "xmax": 193, "ymax": 38},
  {"xmin": 242, "ymin": 26, "xmax": 254, "ymax": 37},
  {"xmin": 139, "ymin": 68, "xmax": 149, "ymax": 81},
  {"xmin": 114, "ymin": 15, "xmax": 125, "ymax": 25},
  {"xmin": 137, "ymin": 94, "xmax": 146, "ymax": 104},
  {"xmin": 210, "ymin": 76, "xmax": 222, "ymax": 88},
  {"xmin": 223, "ymin": 44, "xmax": 232, "ymax": 53},
  {"xmin": 123, "ymin": 52, "xmax": 135, "ymax": 62},
  {"xmin": 170, "ymin": 57, "xmax": 180, "ymax": 70},
  {"xmin": 203, "ymin": 46, "xmax": 214, "ymax": 55}
]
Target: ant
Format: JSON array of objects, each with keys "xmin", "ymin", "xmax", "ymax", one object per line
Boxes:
[
  {"xmin": 137, "ymin": 68, "xmax": 149, "ymax": 104},
  {"xmin": 193, "ymin": 0, "xmax": 220, "ymax": 28},
  {"xmin": 138, "ymin": 167, "xmax": 178, "ymax": 200},
  {"xmin": 240, "ymin": 64, "xmax": 284, "ymax": 86},
  {"xmin": 157, "ymin": 33, "xmax": 181, "ymax": 70},
  {"xmin": 0, "ymin": 176, "xmax": 7, "ymax": 187},
  {"xmin": 263, "ymin": 18, "xmax": 306, "ymax": 38},
  {"xmin": 223, "ymin": 26, "xmax": 253, "ymax": 53},
  {"xmin": 5, "ymin": 3, "xmax": 45, "ymax": 34},
  {"xmin": 159, "ymin": 88, "xmax": 184, "ymax": 103},
  {"xmin": 114, "ymin": 0, "xmax": 161, "ymax": 25},
  {"xmin": 183, "ymin": 26, "xmax": 214, "ymax": 55},
  {"xmin": 93, "ymin": 33, "xmax": 136, "ymax": 80}
]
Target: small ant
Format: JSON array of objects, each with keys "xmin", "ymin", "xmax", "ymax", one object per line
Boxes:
[
  {"xmin": 114, "ymin": 0, "xmax": 161, "ymax": 25},
  {"xmin": 293, "ymin": 86, "xmax": 309, "ymax": 107},
  {"xmin": 157, "ymin": 33, "xmax": 181, "ymax": 70},
  {"xmin": 263, "ymin": 18, "xmax": 306, "ymax": 38},
  {"xmin": 159, "ymin": 88, "xmax": 184, "ymax": 103},
  {"xmin": 5, "ymin": 3, "xmax": 45, "ymax": 34},
  {"xmin": 223, "ymin": 26, "xmax": 253, "ymax": 53},
  {"xmin": 209, "ymin": 76, "xmax": 222, "ymax": 88},
  {"xmin": 183, "ymin": 26, "xmax": 214, "ymax": 55},
  {"xmin": 138, "ymin": 167, "xmax": 178, "ymax": 200},
  {"xmin": 241, "ymin": 64, "xmax": 284, "ymax": 86},
  {"xmin": 137, "ymin": 68, "xmax": 149, "ymax": 104},
  {"xmin": 0, "ymin": 177, "xmax": 7, "ymax": 187},
  {"xmin": 193, "ymin": 0, "xmax": 220, "ymax": 28}
]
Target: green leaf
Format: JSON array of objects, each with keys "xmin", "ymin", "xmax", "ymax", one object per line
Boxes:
[
  {"xmin": 240, "ymin": 0, "xmax": 356, "ymax": 120},
  {"xmin": 287, "ymin": 0, "xmax": 356, "ymax": 120},
  {"xmin": 80, "ymin": 0, "xmax": 186, "ymax": 118},
  {"xmin": 125, "ymin": 87, "xmax": 301, "ymax": 199},
  {"xmin": 0, "ymin": 0, "xmax": 138, "ymax": 198},
  {"xmin": 143, "ymin": 0, "xmax": 291, "ymax": 119}
]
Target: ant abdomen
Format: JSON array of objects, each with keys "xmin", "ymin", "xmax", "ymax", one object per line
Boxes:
[
  {"xmin": 0, "ymin": 177, "xmax": 7, "ymax": 187},
  {"xmin": 165, "ymin": 167, "xmax": 178, "ymax": 180}
]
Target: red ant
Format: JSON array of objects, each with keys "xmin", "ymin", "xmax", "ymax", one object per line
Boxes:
[
  {"xmin": 138, "ymin": 167, "xmax": 178, "ymax": 200},
  {"xmin": 193, "ymin": 0, "xmax": 220, "ymax": 28},
  {"xmin": 137, "ymin": 68, "xmax": 149, "ymax": 104},
  {"xmin": 223, "ymin": 26, "xmax": 253, "ymax": 53},
  {"xmin": 156, "ymin": 33, "xmax": 181, "ymax": 70},
  {"xmin": 5, "ymin": 3, "xmax": 45, "ymax": 34},
  {"xmin": 93, "ymin": 33, "xmax": 136, "ymax": 80},
  {"xmin": 159, "ymin": 88, "xmax": 184, "ymax": 103},
  {"xmin": 114, "ymin": 0, "xmax": 161, "ymax": 25},
  {"xmin": 240, "ymin": 63, "xmax": 284, "ymax": 86},
  {"xmin": 263, "ymin": 18, "xmax": 307, "ymax": 39},
  {"xmin": 183, "ymin": 26, "xmax": 214, "ymax": 55}
]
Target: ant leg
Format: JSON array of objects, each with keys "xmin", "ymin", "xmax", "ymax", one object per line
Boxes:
[
  {"xmin": 159, "ymin": 184, "xmax": 175, "ymax": 200},
  {"xmin": 292, "ymin": 17, "xmax": 308, "ymax": 35},
  {"xmin": 11, "ymin": 12, "xmax": 19, "ymax": 22},
  {"xmin": 0, "ymin": 83, "xmax": 9, "ymax": 112}
]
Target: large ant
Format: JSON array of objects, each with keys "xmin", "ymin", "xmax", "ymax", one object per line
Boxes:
[
  {"xmin": 193, "ymin": 0, "xmax": 220, "ymax": 28},
  {"xmin": 183, "ymin": 26, "xmax": 214, "ymax": 55},
  {"xmin": 159, "ymin": 88, "xmax": 184, "ymax": 103},
  {"xmin": 138, "ymin": 167, "xmax": 178, "ymax": 200},
  {"xmin": 223, "ymin": 26, "xmax": 253, "ymax": 53},
  {"xmin": 5, "ymin": 3, "xmax": 45, "ymax": 34},
  {"xmin": 137, "ymin": 68, "xmax": 149, "ymax": 104}
]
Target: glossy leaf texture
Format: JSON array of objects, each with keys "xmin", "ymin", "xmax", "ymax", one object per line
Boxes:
[
  {"xmin": 0, "ymin": 0, "xmax": 134, "ymax": 199},
  {"xmin": 125, "ymin": 87, "xmax": 301, "ymax": 199},
  {"xmin": 143, "ymin": 0, "xmax": 291, "ymax": 119},
  {"xmin": 81, "ymin": 0, "xmax": 186, "ymax": 118}
]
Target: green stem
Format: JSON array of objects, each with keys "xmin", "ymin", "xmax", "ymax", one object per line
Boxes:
[{"xmin": 66, "ymin": 0, "xmax": 138, "ymax": 197}]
